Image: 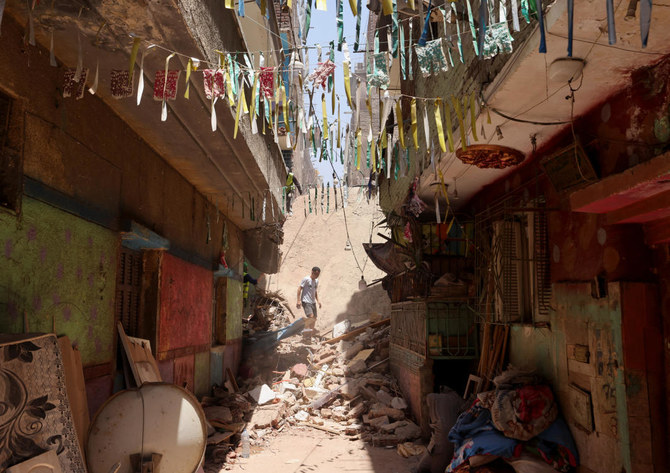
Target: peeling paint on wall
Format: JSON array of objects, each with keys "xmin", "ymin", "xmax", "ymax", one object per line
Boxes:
[{"xmin": 0, "ymin": 197, "xmax": 117, "ymax": 366}]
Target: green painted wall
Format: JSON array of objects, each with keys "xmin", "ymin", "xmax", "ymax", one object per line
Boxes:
[
  {"xmin": 194, "ymin": 350, "xmax": 211, "ymax": 398},
  {"xmin": 226, "ymin": 279, "xmax": 243, "ymax": 341},
  {"xmin": 508, "ymin": 282, "xmax": 629, "ymax": 473},
  {"xmin": 0, "ymin": 197, "xmax": 117, "ymax": 366}
]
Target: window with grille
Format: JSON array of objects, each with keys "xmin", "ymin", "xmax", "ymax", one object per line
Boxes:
[
  {"xmin": 476, "ymin": 199, "xmax": 551, "ymax": 325},
  {"xmin": 115, "ymin": 248, "xmax": 143, "ymax": 336},
  {"xmin": 0, "ymin": 91, "xmax": 22, "ymax": 213}
]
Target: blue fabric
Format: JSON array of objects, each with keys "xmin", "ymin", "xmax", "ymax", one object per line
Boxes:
[
  {"xmin": 640, "ymin": 0, "xmax": 652, "ymax": 47},
  {"xmin": 418, "ymin": 0, "xmax": 432, "ymax": 46},
  {"xmin": 567, "ymin": 0, "xmax": 573, "ymax": 56},
  {"xmin": 477, "ymin": 0, "xmax": 487, "ymax": 57},
  {"xmin": 447, "ymin": 402, "xmax": 520, "ymax": 472},
  {"xmin": 606, "ymin": 0, "xmax": 616, "ymax": 44},
  {"xmin": 537, "ymin": 0, "xmax": 546, "ymax": 53},
  {"xmin": 531, "ymin": 417, "xmax": 580, "ymax": 468}
]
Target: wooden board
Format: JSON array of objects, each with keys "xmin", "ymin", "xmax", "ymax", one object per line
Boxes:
[
  {"xmin": 324, "ymin": 319, "xmax": 390, "ymax": 345},
  {"xmin": 349, "ymin": 349, "xmax": 374, "ymax": 364},
  {"xmin": 117, "ymin": 322, "xmax": 162, "ymax": 386},
  {"xmin": 567, "ymin": 383, "xmax": 594, "ymax": 432},
  {"xmin": 57, "ymin": 337, "xmax": 90, "ymax": 462},
  {"xmin": 6, "ymin": 450, "xmax": 62, "ymax": 473}
]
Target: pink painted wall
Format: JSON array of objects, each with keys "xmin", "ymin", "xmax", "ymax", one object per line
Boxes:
[{"xmin": 158, "ymin": 253, "xmax": 212, "ymax": 355}]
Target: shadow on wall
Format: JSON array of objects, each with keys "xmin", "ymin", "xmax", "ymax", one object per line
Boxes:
[{"xmin": 331, "ymin": 284, "xmax": 391, "ymax": 328}]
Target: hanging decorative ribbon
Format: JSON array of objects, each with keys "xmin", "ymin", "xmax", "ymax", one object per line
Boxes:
[
  {"xmin": 606, "ymin": 0, "xmax": 616, "ymax": 45},
  {"xmin": 88, "ymin": 60, "xmax": 99, "ymax": 95},
  {"xmin": 354, "ymin": 0, "xmax": 362, "ymax": 51},
  {"xmin": 128, "ymin": 36, "xmax": 141, "ymax": 86},
  {"xmin": 410, "ymin": 98, "xmax": 419, "ymax": 149},
  {"xmin": 418, "ymin": 0, "xmax": 432, "ymax": 46},
  {"xmin": 434, "ymin": 99, "xmax": 446, "ymax": 152},
  {"xmin": 444, "ymin": 100, "xmax": 455, "ymax": 152},
  {"xmin": 400, "ymin": 24, "xmax": 407, "ymax": 79},
  {"xmin": 465, "ymin": 0, "xmax": 479, "ymax": 56},
  {"xmin": 337, "ymin": 0, "xmax": 344, "ymax": 50},
  {"xmin": 567, "ymin": 0, "xmax": 573, "ymax": 56},
  {"xmin": 391, "ymin": 0, "xmax": 399, "ymax": 58},
  {"xmin": 640, "ymin": 0, "xmax": 652, "ymax": 47},
  {"xmin": 303, "ymin": 0, "xmax": 312, "ymax": 41},
  {"xmin": 511, "ymin": 0, "xmax": 520, "ymax": 31},
  {"xmin": 452, "ymin": 95, "xmax": 467, "ymax": 150},
  {"xmin": 537, "ymin": 0, "xmax": 547, "ymax": 53},
  {"xmin": 469, "ymin": 92, "xmax": 478, "ymax": 142},
  {"xmin": 321, "ymin": 93, "xmax": 329, "ymax": 139},
  {"xmin": 396, "ymin": 101, "xmax": 405, "ymax": 149}
]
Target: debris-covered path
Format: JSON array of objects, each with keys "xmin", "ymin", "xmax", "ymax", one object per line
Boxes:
[{"xmin": 224, "ymin": 427, "xmax": 419, "ymax": 473}]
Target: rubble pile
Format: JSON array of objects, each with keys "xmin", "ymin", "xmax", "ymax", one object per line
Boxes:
[
  {"xmin": 245, "ymin": 289, "xmax": 294, "ymax": 332},
  {"xmin": 201, "ymin": 315, "xmax": 423, "ymax": 471}
]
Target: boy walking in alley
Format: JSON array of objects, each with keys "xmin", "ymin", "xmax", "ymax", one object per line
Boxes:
[{"xmin": 297, "ymin": 267, "xmax": 322, "ymax": 339}]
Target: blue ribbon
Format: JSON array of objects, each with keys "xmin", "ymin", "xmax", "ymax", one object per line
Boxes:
[
  {"xmin": 640, "ymin": 0, "xmax": 652, "ymax": 47},
  {"xmin": 478, "ymin": 0, "xmax": 487, "ymax": 57},
  {"xmin": 537, "ymin": 0, "xmax": 546, "ymax": 53},
  {"xmin": 418, "ymin": 0, "xmax": 432, "ymax": 46},
  {"xmin": 606, "ymin": 0, "xmax": 616, "ymax": 45},
  {"xmin": 567, "ymin": 0, "xmax": 573, "ymax": 56}
]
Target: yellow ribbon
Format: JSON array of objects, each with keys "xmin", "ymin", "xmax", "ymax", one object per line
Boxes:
[
  {"xmin": 287, "ymin": 0, "xmax": 292, "ymax": 8},
  {"xmin": 337, "ymin": 102, "xmax": 341, "ymax": 148},
  {"xmin": 371, "ymin": 138, "xmax": 376, "ymax": 171},
  {"xmin": 225, "ymin": 0, "xmax": 234, "ymax": 8},
  {"xmin": 332, "ymin": 76, "xmax": 336, "ymax": 114},
  {"xmin": 225, "ymin": 68, "xmax": 234, "ymax": 106},
  {"xmin": 128, "ymin": 37, "xmax": 141, "ymax": 86},
  {"xmin": 469, "ymin": 92, "xmax": 478, "ymax": 142},
  {"xmin": 234, "ymin": 83, "xmax": 246, "ymax": 139},
  {"xmin": 356, "ymin": 129, "xmax": 362, "ymax": 170},
  {"xmin": 322, "ymin": 93, "xmax": 328, "ymax": 139},
  {"xmin": 184, "ymin": 58, "xmax": 193, "ymax": 99},
  {"xmin": 249, "ymin": 75, "xmax": 258, "ymax": 128},
  {"xmin": 343, "ymin": 61, "xmax": 352, "ymax": 108},
  {"xmin": 349, "ymin": 0, "xmax": 357, "ymax": 16},
  {"xmin": 316, "ymin": 0, "xmax": 327, "ymax": 11},
  {"xmin": 452, "ymin": 95, "xmax": 466, "ymax": 150},
  {"xmin": 444, "ymin": 101, "xmax": 455, "ymax": 152},
  {"xmin": 408, "ymin": 0, "xmax": 415, "ymax": 9},
  {"xmin": 381, "ymin": 0, "xmax": 393, "ymax": 15},
  {"xmin": 410, "ymin": 99, "xmax": 419, "ymax": 150},
  {"xmin": 282, "ymin": 86, "xmax": 288, "ymax": 130},
  {"xmin": 396, "ymin": 101, "xmax": 405, "ymax": 149},
  {"xmin": 260, "ymin": 0, "xmax": 266, "ymax": 15},
  {"xmin": 434, "ymin": 99, "xmax": 446, "ymax": 153}
]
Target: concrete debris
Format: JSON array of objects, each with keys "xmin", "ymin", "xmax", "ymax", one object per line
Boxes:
[
  {"xmin": 203, "ymin": 308, "xmax": 415, "ymax": 470},
  {"xmin": 248, "ymin": 384, "xmax": 276, "ymax": 405},
  {"xmin": 332, "ymin": 320, "xmax": 351, "ymax": 338}
]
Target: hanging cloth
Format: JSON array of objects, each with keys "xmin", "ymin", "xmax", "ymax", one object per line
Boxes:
[
  {"xmin": 465, "ymin": 0, "xmax": 479, "ymax": 56},
  {"xmin": 418, "ymin": 0, "xmax": 432, "ymax": 46},
  {"xmin": 410, "ymin": 99, "xmax": 419, "ymax": 149},
  {"xmin": 606, "ymin": 0, "xmax": 616, "ymax": 45},
  {"xmin": 434, "ymin": 99, "xmax": 446, "ymax": 152},
  {"xmin": 396, "ymin": 101, "xmax": 405, "ymax": 149},
  {"xmin": 337, "ymin": 0, "xmax": 344, "ymax": 50},
  {"xmin": 567, "ymin": 0, "xmax": 574, "ymax": 56},
  {"xmin": 640, "ymin": 0, "xmax": 652, "ymax": 47},
  {"xmin": 354, "ymin": 0, "xmax": 363, "ymax": 51},
  {"xmin": 400, "ymin": 24, "xmax": 407, "ymax": 79},
  {"xmin": 451, "ymin": 3, "xmax": 465, "ymax": 63},
  {"xmin": 391, "ymin": 0, "xmax": 399, "ymax": 58},
  {"xmin": 408, "ymin": 20, "xmax": 414, "ymax": 77},
  {"xmin": 444, "ymin": 100, "xmax": 454, "ymax": 152},
  {"xmin": 477, "ymin": 0, "xmax": 488, "ymax": 57},
  {"xmin": 303, "ymin": 0, "xmax": 312, "ymax": 41},
  {"xmin": 415, "ymin": 39, "xmax": 449, "ymax": 77},
  {"xmin": 537, "ymin": 0, "xmax": 547, "ymax": 53}
]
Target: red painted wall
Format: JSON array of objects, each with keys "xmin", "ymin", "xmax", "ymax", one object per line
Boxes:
[{"xmin": 158, "ymin": 253, "xmax": 212, "ymax": 355}]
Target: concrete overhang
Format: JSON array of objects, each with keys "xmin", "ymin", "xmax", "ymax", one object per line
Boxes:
[
  {"xmin": 4, "ymin": 0, "xmax": 288, "ymax": 231},
  {"xmin": 417, "ymin": 0, "xmax": 670, "ymax": 211}
]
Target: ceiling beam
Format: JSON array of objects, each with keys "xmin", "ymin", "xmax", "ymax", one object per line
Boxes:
[
  {"xmin": 606, "ymin": 189, "xmax": 670, "ymax": 225},
  {"xmin": 570, "ymin": 152, "xmax": 670, "ymax": 213}
]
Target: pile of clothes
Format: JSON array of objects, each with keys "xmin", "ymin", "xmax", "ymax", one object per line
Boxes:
[{"xmin": 418, "ymin": 368, "xmax": 579, "ymax": 473}]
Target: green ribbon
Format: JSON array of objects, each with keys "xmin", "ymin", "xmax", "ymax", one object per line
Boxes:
[
  {"xmin": 303, "ymin": 0, "xmax": 313, "ymax": 41},
  {"xmin": 400, "ymin": 24, "xmax": 406, "ymax": 80},
  {"xmin": 452, "ymin": 3, "xmax": 465, "ymax": 63},
  {"xmin": 521, "ymin": 0, "xmax": 530, "ymax": 23},
  {"xmin": 466, "ymin": 0, "xmax": 479, "ymax": 56},
  {"xmin": 394, "ymin": 145, "xmax": 400, "ymax": 179},
  {"xmin": 391, "ymin": 0, "xmax": 399, "ymax": 58},
  {"xmin": 337, "ymin": 0, "xmax": 344, "ymax": 51},
  {"xmin": 354, "ymin": 0, "xmax": 362, "ymax": 51},
  {"xmin": 308, "ymin": 187, "xmax": 312, "ymax": 213},
  {"xmin": 328, "ymin": 41, "xmax": 335, "ymax": 91},
  {"xmin": 408, "ymin": 20, "xmax": 414, "ymax": 77},
  {"xmin": 326, "ymin": 182, "xmax": 330, "ymax": 213},
  {"xmin": 366, "ymin": 141, "xmax": 371, "ymax": 167}
]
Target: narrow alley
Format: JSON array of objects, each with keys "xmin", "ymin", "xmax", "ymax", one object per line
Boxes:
[{"xmin": 2, "ymin": 0, "xmax": 670, "ymax": 472}]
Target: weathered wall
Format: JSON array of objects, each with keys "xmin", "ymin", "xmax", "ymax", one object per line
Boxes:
[
  {"xmin": 510, "ymin": 283, "xmax": 630, "ymax": 473},
  {"xmin": 0, "ymin": 197, "xmax": 117, "ymax": 367},
  {"xmin": 158, "ymin": 253, "xmax": 213, "ymax": 357},
  {"xmin": 268, "ymin": 187, "xmax": 391, "ymax": 331}
]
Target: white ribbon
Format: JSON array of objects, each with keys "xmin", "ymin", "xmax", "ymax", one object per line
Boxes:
[
  {"xmin": 137, "ymin": 44, "xmax": 156, "ymax": 106},
  {"xmin": 88, "ymin": 60, "xmax": 99, "ymax": 95}
]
